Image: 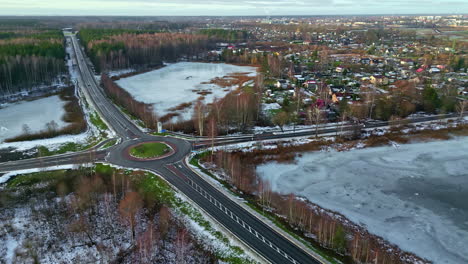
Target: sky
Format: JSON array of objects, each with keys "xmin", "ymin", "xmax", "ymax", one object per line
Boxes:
[{"xmin": 0, "ymin": 0, "xmax": 467, "ymax": 16}]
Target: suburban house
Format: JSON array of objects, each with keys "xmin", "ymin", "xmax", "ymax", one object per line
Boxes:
[
  {"xmin": 400, "ymin": 59, "xmax": 415, "ymax": 66},
  {"xmin": 370, "ymin": 75, "xmax": 389, "ymax": 85},
  {"xmin": 276, "ymin": 79, "xmax": 289, "ymax": 89}
]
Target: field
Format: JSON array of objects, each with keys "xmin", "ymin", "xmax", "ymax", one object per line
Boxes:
[
  {"xmin": 116, "ymin": 62, "xmax": 257, "ymax": 122},
  {"xmin": 0, "ymin": 96, "xmax": 67, "ymax": 143},
  {"xmin": 257, "ymin": 136, "xmax": 468, "ymax": 264}
]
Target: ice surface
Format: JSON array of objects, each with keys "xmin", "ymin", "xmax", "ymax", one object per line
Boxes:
[
  {"xmin": 257, "ymin": 137, "xmax": 468, "ymax": 264},
  {"xmin": 0, "ymin": 96, "xmax": 67, "ymax": 143},
  {"xmin": 116, "ymin": 62, "xmax": 257, "ymax": 121}
]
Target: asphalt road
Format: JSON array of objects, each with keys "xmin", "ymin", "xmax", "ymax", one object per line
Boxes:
[{"xmin": 1, "ymin": 33, "xmax": 466, "ymax": 264}]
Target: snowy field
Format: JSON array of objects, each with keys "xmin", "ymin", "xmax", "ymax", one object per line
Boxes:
[
  {"xmin": 116, "ymin": 62, "xmax": 257, "ymax": 121},
  {"xmin": 257, "ymin": 137, "xmax": 468, "ymax": 264},
  {"xmin": 0, "ymin": 96, "xmax": 67, "ymax": 143}
]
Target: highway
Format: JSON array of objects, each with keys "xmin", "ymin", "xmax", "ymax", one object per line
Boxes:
[{"xmin": 1, "ymin": 33, "xmax": 466, "ymax": 264}]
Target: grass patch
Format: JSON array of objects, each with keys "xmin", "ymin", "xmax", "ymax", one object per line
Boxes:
[
  {"xmin": 129, "ymin": 142, "xmax": 170, "ymax": 159},
  {"xmin": 117, "ymin": 105, "xmax": 148, "ymax": 128},
  {"xmin": 95, "ymin": 163, "xmax": 114, "ymax": 175},
  {"xmin": 101, "ymin": 138, "xmax": 118, "ymax": 149},
  {"xmin": 90, "ymin": 111, "xmax": 108, "ymax": 131},
  {"xmin": 36, "ymin": 136, "xmax": 103, "ymax": 157},
  {"xmin": 151, "ymin": 132, "xmax": 169, "ymax": 136},
  {"xmin": 6, "ymin": 170, "xmax": 68, "ymax": 188}
]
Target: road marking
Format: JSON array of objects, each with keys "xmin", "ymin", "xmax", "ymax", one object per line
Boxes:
[{"xmin": 184, "ymin": 176, "xmax": 299, "ymax": 264}]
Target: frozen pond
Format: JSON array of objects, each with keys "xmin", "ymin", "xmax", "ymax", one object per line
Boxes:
[
  {"xmin": 0, "ymin": 96, "xmax": 67, "ymax": 143},
  {"xmin": 257, "ymin": 137, "xmax": 468, "ymax": 264},
  {"xmin": 116, "ymin": 62, "xmax": 257, "ymax": 121}
]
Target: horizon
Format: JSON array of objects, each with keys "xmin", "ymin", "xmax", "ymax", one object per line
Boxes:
[
  {"xmin": 0, "ymin": 13, "xmax": 467, "ymax": 17},
  {"xmin": 1, "ymin": 0, "xmax": 467, "ymax": 17}
]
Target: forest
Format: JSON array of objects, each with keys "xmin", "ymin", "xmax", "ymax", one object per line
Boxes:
[
  {"xmin": 0, "ymin": 29, "xmax": 66, "ymax": 96},
  {"xmin": 0, "ymin": 164, "xmax": 217, "ymax": 263},
  {"xmin": 78, "ymin": 29, "xmax": 216, "ymax": 72},
  {"xmin": 198, "ymin": 29, "xmax": 250, "ymax": 42}
]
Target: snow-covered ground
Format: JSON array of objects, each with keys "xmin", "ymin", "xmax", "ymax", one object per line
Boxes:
[
  {"xmin": 107, "ymin": 68, "xmax": 136, "ymax": 77},
  {"xmin": 257, "ymin": 136, "xmax": 468, "ymax": 264},
  {"xmin": 0, "ymin": 96, "xmax": 68, "ymax": 143},
  {"xmin": 116, "ymin": 62, "xmax": 257, "ymax": 121}
]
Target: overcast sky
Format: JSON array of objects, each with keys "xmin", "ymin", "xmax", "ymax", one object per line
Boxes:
[{"xmin": 1, "ymin": 0, "xmax": 466, "ymax": 16}]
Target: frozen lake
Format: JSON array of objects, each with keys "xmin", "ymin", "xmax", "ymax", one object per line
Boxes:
[
  {"xmin": 257, "ymin": 137, "xmax": 468, "ymax": 264},
  {"xmin": 0, "ymin": 96, "xmax": 67, "ymax": 143},
  {"xmin": 116, "ymin": 62, "xmax": 257, "ymax": 121}
]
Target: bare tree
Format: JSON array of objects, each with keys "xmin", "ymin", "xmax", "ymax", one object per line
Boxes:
[
  {"xmin": 193, "ymin": 100, "xmax": 208, "ymax": 136},
  {"xmin": 175, "ymin": 228, "xmax": 190, "ymax": 264},
  {"xmin": 272, "ymin": 111, "xmax": 289, "ymax": 132},
  {"xmin": 258, "ymin": 180, "xmax": 272, "ymax": 208},
  {"xmin": 119, "ymin": 191, "xmax": 143, "ymax": 241},
  {"xmin": 363, "ymin": 86, "xmax": 377, "ymax": 119},
  {"xmin": 158, "ymin": 206, "xmax": 171, "ymax": 240},
  {"xmin": 22, "ymin": 124, "xmax": 31, "ymax": 135},
  {"xmin": 207, "ymin": 117, "xmax": 218, "ymax": 157},
  {"xmin": 308, "ymin": 105, "xmax": 323, "ymax": 138},
  {"xmin": 46, "ymin": 120, "xmax": 59, "ymax": 133},
  {"xmin": 457, "ymin": 100, "xmax": 467, "ymax": 119}
]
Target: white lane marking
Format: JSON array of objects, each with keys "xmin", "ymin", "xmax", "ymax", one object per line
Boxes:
[{"xmin": 186, "ymin": 177, "xmax": 299, "ymax": 263}]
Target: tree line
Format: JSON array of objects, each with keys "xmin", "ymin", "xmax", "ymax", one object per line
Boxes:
[
  {"xmin": 0, "ymin": 30, "xmax": 66, "ymax": 96},
  {"xmin": 101, "ymin": 74, "xmax": 158, "ymax": 129},
  {"xmin": 78, "ymin": 29, "xmax": 216, "ymax": 72},
  {"xmin": 198, "ymin": 29, "xmax": 249, "ymax": 42}
]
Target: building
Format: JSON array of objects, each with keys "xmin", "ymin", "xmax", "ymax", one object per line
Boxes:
[{"xmin": 370, "ymin": 75, "xmax": 389, "ymax": 85}]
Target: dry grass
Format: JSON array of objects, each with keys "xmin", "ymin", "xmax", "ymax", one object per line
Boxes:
[
  {"xmin": 197, "ymin": 90, "xmax": 212, "ymax": 96},
  {"xmin": 159, "ymin": 112, "xmax": 180, "ymax": 123},
  {"xmin": 167, "ymin": 102, "xmax": 192, "ymax": 112},
  {"xmin": 202, "ymin": 72, "xmax": 254, "ymax": 88}
]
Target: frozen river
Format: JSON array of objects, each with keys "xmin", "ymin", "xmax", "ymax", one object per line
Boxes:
[
  {"xmin": 116, "ymin": 62, "xmax": 257, "ymax": 121},
  {"xmin": 0, "ymin": 96, "xmax": 67, "ymax": 143},
  {"xmin": 257, "ymin": 137, "xmax": 468, "ymax": 264}
]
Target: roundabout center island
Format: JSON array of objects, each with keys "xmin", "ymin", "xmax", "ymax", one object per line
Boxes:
[{"xmin": 127, "ymin": 141, "xmax": 175, "ymax": 161}]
